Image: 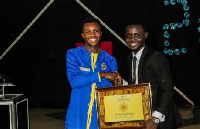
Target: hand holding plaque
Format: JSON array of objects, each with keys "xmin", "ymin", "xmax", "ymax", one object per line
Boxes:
[{"xmin": 96, "ymin": 83, "xmax": 152, "ymax": 129}]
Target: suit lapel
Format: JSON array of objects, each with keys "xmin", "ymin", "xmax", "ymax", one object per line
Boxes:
[
  {"xmin": 127, "ymin": 53, "xmax": 133, "ymax": 84},
  {"xmin": 138, "ymin": 46, "xmax": 148, "ymax": 83}
]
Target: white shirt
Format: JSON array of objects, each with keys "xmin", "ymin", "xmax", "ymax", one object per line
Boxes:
[{"xmin": 132, "ymin": 46, "xmax": 145, "ymax": 84}]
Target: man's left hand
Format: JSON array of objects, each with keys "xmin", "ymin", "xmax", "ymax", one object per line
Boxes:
[
  {"xmin": 113, "ymin": 71, "xmax": 122, "ymax": 86},
  {"xmin": 145, "ymin": 119, "xmax": 158, "ymax": 129}
]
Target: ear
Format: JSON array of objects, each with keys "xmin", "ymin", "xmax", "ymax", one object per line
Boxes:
[
  {"xmin": 144, "ymin": 32, "xmax": 148, "ymax": 39},
  {"xmin": 81, "ymin": 33, "xmax": 84, "ymax": 39}
]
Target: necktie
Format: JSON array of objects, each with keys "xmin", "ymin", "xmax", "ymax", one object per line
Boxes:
[{"xmin": 132, "ymin": 56, "xmax": 137, "ymax": 84}]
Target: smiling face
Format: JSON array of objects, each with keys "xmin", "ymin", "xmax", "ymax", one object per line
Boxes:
[
  {"xmin": 81, "ymin": 22, "xmax": 102, "ymax": 49},
  {"xmin": 125, "ymin": 25, "xmax": 148, "ymax": 53}
]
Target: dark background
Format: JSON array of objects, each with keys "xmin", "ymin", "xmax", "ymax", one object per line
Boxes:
[{"xmin": 0, "ymin": 0, "xmax": 200, "ymax": 108}]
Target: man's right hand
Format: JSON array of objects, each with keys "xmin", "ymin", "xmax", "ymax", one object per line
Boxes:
[
  {"xmin": 99, "ymin": 72, "xmax": 122, "ymax": 86},
  {"xmin": 99, "ymin": 72, "xmax": 116, "ymax": 81}
]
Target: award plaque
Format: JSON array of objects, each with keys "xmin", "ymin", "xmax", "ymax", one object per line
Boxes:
[{"xmin": 95, "ymin": 83, "xmax": 152, "ymax": 129}]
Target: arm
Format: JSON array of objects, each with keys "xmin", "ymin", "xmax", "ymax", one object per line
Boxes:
[
  {"xmin": 145, "ymin": 52, "xmax": 174, "ymax": 128},
  {"xmin": 99, "ymin": 72, "xmax": 116, "ymax": 81},
  {"xmin": 66, "ymin": 50, "xmax": 100, "ymax": 88},
  {"xmin": 99, "ymin": 71, "xmax": 122, "ymax": 86},
  {"xmin": 103, "ymin": 54, "xmax": 122, "ymax": 86},
  {"xmin": 151, "ymin": 52, "xmax": 174, "ymax": 114}
]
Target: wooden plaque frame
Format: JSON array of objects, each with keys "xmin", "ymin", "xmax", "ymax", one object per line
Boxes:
[{"xmin": 95, "ymin": 83, "xmax": 152, "ymax": 129}]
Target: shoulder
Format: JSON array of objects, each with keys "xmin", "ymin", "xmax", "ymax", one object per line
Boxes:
[
  {"xmin": 67, "ymin": 46, "xmax": 84, "ymax": 55},
  {"xmin": 67, "ymin": 46, "xmax": 83, "ymax": 52},
  {"xmin": 151, "ymin": 51, "xmax": 167, "ymax": 60},
  {"xmin": 144, "ymin": 46, "xmax": 169, "ymax": 64},
  {"xmin": 101, "ymin": 49, "xmax": 116, "ymax": 59},
  {"xmin": 145, "ymin": 46, "xmax": 165, "ymax": 58},
  {"xmin": 66, "ymin": 47, "xmax": 86, "ymax": 61},
  {"xmin": 149, "ymin": 50, "xmax": 170, "ymax": 67}
]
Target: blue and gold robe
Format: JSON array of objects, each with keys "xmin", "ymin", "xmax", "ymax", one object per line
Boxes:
[{"xmin": 65, "ymin": 46, "xmax": 118, "ymax": 129}]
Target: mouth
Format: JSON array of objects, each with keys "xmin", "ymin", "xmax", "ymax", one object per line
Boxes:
[
  {"xmin": 129, "ymin": 42, "xmax": 137, "ymax": 47},
  {"xmin": 89, "ymin": 38, "xmax": 97, "ymax": 42}
]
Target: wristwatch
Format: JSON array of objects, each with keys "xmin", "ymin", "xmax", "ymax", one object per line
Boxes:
[{"xmin": 152, "ymin": 117, "xmax": 160, "ymax": 124}]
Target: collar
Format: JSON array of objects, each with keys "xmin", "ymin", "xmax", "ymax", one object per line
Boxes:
[
  {"xmin": 132, "ymin": 45, "xmax": 145, "ymax": 61},
  {"xmin": 83, "ymin": 46, "xmax": 102, "ymax": 54}
]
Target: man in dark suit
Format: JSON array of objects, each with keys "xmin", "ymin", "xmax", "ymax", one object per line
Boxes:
[{"xmin": 125, "ymin": 18, "xmax": 181, "ymax": 129}]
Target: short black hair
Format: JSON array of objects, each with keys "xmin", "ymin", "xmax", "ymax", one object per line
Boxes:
[
  {"xmin": 125, "ymin": 16, "xmax": 148, "ymax": 32},
  {"xmin": 81, "ymin": 17, "xmax": 102, "ymax": 32}
]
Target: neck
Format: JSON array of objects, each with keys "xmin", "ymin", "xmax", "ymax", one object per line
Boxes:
[
  {"xmin": 85, "ymin": 45, "xmax": 100, "ymax": 53},
  {"xmin": 133, "ymin": 45, "xmax": 145, "ymax": 54}
]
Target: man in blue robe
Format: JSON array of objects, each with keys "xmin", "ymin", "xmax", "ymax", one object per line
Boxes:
[{"xmin": 65, "ymin": 17, "xmax": 121, "ymax": 129}]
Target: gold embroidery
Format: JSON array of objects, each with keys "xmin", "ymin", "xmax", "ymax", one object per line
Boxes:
[{"xmin": 79, "ymin": 66, "xmax": 90, "ymax": 72}]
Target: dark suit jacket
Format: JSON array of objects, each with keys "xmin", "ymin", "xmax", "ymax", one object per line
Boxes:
[{"xmin": 127, "ymin": 45, "xmax": 181, "ymax": 129}]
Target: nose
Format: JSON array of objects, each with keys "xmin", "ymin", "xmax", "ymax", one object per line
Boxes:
[
  {"xmin": 130, "ymin": 37, "xmax": 138, "ymax": 42},
  {"xmin": 90, "ymin": 31, "xmax": 95, "ymax": 36}
]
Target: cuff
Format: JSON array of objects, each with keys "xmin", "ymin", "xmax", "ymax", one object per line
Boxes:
[
  {"xmin": 98, "ymin": 72, "xmax": 101, "ymax": 82},
  {"xmin": 152, "ymin": 111, "xmax": 165, "ymax": 122},
  {"xmin": 122, "ymin": 79, "xmax": 128, "ymax": 85}
]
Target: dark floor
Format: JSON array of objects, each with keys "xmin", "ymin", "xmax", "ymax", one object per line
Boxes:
[
  {"xmin": 30, "ymin": 108, "xmax": 66, "ymax": 129},
  {"xmin": 29, "ymin": 106, "xmax": 200, "ymax": 129}
]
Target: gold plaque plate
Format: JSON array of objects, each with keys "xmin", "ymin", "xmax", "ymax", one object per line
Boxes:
[{"xmin": 96, "ymin": 83, "xmax": 152, "ymax": 129}]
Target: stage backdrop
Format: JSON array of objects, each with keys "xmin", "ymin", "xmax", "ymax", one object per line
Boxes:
[{"xmin": 0, "ymin": 0, "xmax": 200, "ymax": 108}]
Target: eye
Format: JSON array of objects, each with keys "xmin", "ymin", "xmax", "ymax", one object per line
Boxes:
[
  {"xmin": 85, "ymin": 30, "xmax": 90, "ymax": 34},
  {"xmin": 94, "ymin": 29, "xmax": 100, "ymax": 33},
  {"xmin": 135, "ymin": 34, "xmax": 141, "ymax": 38},
  {"xmin": 126, "ymin": 34, "xmax": 132, "ymax": 38}
]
